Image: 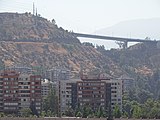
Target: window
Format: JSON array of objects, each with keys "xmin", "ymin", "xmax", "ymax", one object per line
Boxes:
[
  {"xmin": 4, "ymin": 78, "xmax": 8, "ymax": 80},
  {"xmin": 4, "ymin": 86, "xmax": 9, "ymax": 89}
]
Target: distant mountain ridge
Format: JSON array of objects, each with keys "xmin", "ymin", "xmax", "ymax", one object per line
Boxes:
[{"xmin": 95, "ymin": 18, "xmax": 160, "ymax": 40}]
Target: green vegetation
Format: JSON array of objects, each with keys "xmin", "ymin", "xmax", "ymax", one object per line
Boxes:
[
  {"xmin": 123, "ymin": 99, "xmax": 160, "ymax": 119},
  {"xmin": 42, "ymin": 86, "xmax": 58, "ymax": 117},
  {"xmin": 20, "ymin": 108, "xmax": 32, "ymax": 117}
]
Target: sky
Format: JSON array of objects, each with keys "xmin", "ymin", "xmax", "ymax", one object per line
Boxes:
[{"xmin": 0, "ymin": 0, "xmax": 160, "ymax": 48}]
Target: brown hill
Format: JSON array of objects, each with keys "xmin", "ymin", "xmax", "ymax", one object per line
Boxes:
[
  {"xmin": 0, "ymin": 12, "xmax": 80, "ymax": 44},
  {"xmin": 0, "ymin": 41, "xmax": 123, "ymax": 77},
  {"xmin": 0, "ymin": 12, "xmax": 123, "ymax": 77}
]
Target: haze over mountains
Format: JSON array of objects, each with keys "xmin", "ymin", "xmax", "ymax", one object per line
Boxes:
[{"xmin": 83, "ymin": 18, "xmax": 160, "ymax": 49}]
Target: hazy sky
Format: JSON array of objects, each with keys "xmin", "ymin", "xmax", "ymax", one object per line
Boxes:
[
  {"xmin": 0, "ymin": 0, "xmax": 160, "ymax": 49},
  {"xmin": 0, "ymin": 0, "xmax": 160, "ymax": 33}
]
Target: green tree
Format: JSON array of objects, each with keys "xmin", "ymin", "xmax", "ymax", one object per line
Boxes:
[
  {"xmin": 76, "ymin": 111, "xmax": 82, "ymax": 117},
  {"xmin": 40, "ymin": 111, "xmax": 46, "ymax": 117},
  {"xmin": 64, "ymin": 107, "xmax": 74, "ymax": 117},
  {"xmin": 95, "ymin": 106, "xmax": 105, "ymax": 118},
  {"xmin": 30, "ymin": 101, "xmax": 38, "ymax": 116},
  {"xmin": 20, "ymin": 108, "xmax": 32, "ymax": 117},
  {"xmin": 113, "ymin": 104, "xmax": 121, "ymax": 118},
  {"xmin": 132, "ymin": 105, "xmax": 142, "ymax": 118},
  {"xmin": 82, "ymin": 106, "xmax": 93, "ymax": 118},
  {"xmin": 42, "ymin": 85, "xmax": 58, "ymax": 116},
  {"xmin": 123, "ymin": 101, "xmax": 132, "ymax": 118},
  {"xmin": 0, "ymin": 112, "xmax": 5, "ymax": 117}
]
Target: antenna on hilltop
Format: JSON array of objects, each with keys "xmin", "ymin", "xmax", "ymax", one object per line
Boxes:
[
  {"xmin": 33, "ymin": 2, "xmax": 35, "ymax": 15},
  {"xmin": 36, "ymin": 8, "xmax": 37, "ymax": 16}
]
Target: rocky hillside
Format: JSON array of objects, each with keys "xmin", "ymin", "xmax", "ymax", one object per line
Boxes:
[
  {"xmin": 0, "ymin": 41, "xmax": 124, "ymax": 77},
  {"xmin": 0, "ymin": 12, "xmax": 123, "ymax": 77},
  {"xmin": 0, "ymin": 12, "xmax": 80, "ymax": 44}
]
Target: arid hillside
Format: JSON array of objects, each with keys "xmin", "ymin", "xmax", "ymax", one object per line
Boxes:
[
  {"xmin": 0, "ymin": 41, "xmax": 123, "ymax": 77},
  {"xmin": 0, "ymin": 12, "xmax": 80, "ymax": 44},
  {"xmin": 0, "ymin": 12, "xmax": 124, "ymax": 77}
]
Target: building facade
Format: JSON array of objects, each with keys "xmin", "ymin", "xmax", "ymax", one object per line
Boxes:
[
  {"xmin": 77, "ymin": 78, "xmax": 111, "ymax": 111},
  {"xmin": 45, "ymin": 67, "xmax": 70, "ymax": 82},
  {"xmin": 55, "ymin": 79, "xmax": 78, "ymax": 115},
  {"xmin": 109, "ymin": 79, "xmax": 122, "ymax": 110},
  {"xmin": 0, "ymin": 71, "xmax": 41, "ymax": 115},
  {"xmin": 77, "ymin": 77, "xmax": 122, "ymax": 112}
]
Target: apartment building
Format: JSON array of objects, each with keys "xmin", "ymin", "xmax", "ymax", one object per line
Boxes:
[
  {"xmin": 109, "ymin": 79, "xmax": 122, "ymax": 110},
  {"xmin": 77, "ymin": 76, "xmax": 122, "ymax": 111},
  {"xmin": 45, "ymin": 67, "xmax": 70, "ymax": 82},
  {"xmin": 41, "ymin": 79, "xmax": 55, "ymax": 98},
  {"xmin": 0, "ymin": 71, "xmax": 41, "ymax": 115},
  {"xmin": 30, "ymin": 75, "xmax": 41, "ymax": 114},
  {"xmin": 77, "ymin": 77, "xmax": 111, "ymax": 111},
  {"xmin": 55, "ymin": 79, "xmax": 78, "ymax": 115},
  {"xmin": 1, "ymin": 71, "xmax": 19, "ymax": 114},
  {"xmin": 18, "ymin": 74, "xmax": 31, "ymax": 110}
]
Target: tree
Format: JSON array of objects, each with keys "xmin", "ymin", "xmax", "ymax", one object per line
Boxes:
[
  {"xmin": 42, "ymin": 86, "xmax": 58, "ymax": 116},
  {"xmin": 123, "ymin": 101, "xmax": 132, "ymax": 118},
  {"xmin": 82, "ymin": 106, "xmax": 93, "ymax": 118},
  {"xmin": 132, "ymin": 105, "xmax": 142, "ymax": 118},
  {"xmin": 40, "ymin": 111, "xmax": 46, "ymax": 117},
  {"xmin": 64, "ymin": 107, "xmax": 74, "ymax": 117},
  {"xmin": 30, "ymin": 101, "xmax": 38, "ymax": 116},
  {"xmin": 95, "ymin": 106, "xmax": 105, "ymax": 118},
  {"xmin": 52, "ymin": 19, "xmax": 56, "ymax": 25},
  {"xmin": 20, "ymin": 108, "xmax": 32, "ymax": 117},
  {"xmin": 76, "ymin": 111, "xmax": 82, "ymax": 117},
  {"xmin": 82, "ymin": 42, "xmax": 95, "ymax": 48},
  {"xmin": 113, "ymin": 104, "xmax": 121, "ymax": 118},
  {"xmin": 96, "ymin": 45, "xmax": 105, "ymax": 51},
  {"xmin": 0, "ymin": 112, "xmax": 5, "ymax": 117}
]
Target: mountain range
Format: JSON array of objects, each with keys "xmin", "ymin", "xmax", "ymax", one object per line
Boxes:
[{"xmin": 93, "ymin": 18, "xmax": 160, "ymax": 49}]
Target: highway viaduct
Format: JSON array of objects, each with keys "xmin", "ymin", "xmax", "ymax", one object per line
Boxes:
[{"xmin": 72, "ymin": 32, "xmax": 158, "ymax": 49}]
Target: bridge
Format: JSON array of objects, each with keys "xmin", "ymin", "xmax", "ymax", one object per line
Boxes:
[{"xmin": 72, "ymin": 32, "xmax": 157, "ymax": 49}]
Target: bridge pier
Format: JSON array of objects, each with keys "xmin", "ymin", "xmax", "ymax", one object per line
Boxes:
[{"xmin": 123, "ymin": 41, "xmax": 128, "ymax": 49}]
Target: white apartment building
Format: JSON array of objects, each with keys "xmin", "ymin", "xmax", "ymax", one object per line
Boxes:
[{"xmin": 107, "ymin": 79, "xmax": 122, "ymax": 111}]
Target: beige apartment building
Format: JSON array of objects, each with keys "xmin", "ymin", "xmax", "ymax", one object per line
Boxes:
[{"xmin": 55, "ymin": 76, "xmax": 122, "ymax": 115}]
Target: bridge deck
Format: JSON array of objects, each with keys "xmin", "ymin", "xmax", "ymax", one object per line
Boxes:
[{"xmin": 72, "ymin": 32, "xmax": 157, "ymax": 43}]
